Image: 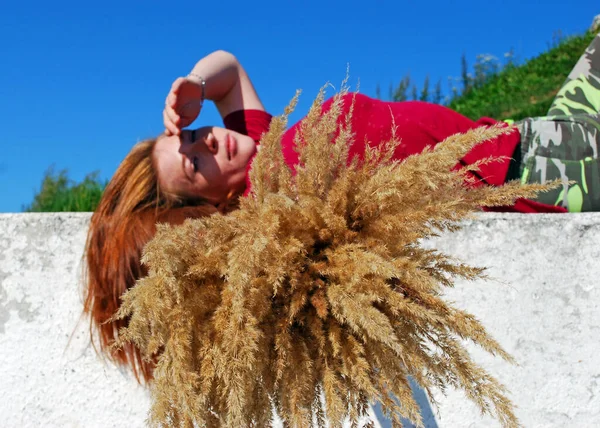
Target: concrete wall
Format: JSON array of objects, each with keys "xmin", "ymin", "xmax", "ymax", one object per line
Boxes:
[
  {"xmin": 1, "ymin": 213, "xmax": 599, "ymax": 427},
  {"xmin": 0, "ymin": 213, "xmax": 150, "ymax": 428}
]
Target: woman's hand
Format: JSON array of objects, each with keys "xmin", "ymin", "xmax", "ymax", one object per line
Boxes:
[
  {"xmin": 163, "ymin": 77, "xmax": 204, "ymax": 136},
  {"xmin": 162, "ymin": 51, "xmax": 266, "ymax": 136}
]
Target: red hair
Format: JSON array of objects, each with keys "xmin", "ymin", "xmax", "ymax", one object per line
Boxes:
[{"xmin": 83, "ymin": 137, "xmax": 216, "ymax": 383}]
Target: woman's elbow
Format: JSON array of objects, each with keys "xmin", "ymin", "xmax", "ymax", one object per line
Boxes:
[{"xmin": 210, "ymin": 50, "xmax": 239, "ymax": 66}]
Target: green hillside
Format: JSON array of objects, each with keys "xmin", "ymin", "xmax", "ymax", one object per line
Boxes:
[{"xmin": 447, "ymin": 31, "xmax": 597, "ymax": 121}]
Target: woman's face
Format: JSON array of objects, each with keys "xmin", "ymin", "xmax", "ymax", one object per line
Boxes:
[{"xmin": 154, "ymin": 126, "xmax": 257, "ymax": 204}]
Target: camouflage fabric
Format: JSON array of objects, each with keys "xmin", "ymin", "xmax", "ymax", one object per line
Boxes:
[
  {"xmin": 548, "ymin": 34, "xmax": 600, "ymax": 116},
  {"xmin": 517, "ymin": 114, "xmax": 600, "ymax": 212},
  {"xmin": 514, "ymin": 33, "xmax": 600, "ymax": 212}
]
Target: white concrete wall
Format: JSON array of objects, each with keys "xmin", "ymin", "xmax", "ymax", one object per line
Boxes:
[
  {"xmin": 0, "ymin": 213, "xmax": 150, "ymax": 428},
  {"xmin": 425, "ymin": 214, "xmax": 600, "ymax": 427},
  {"xmin": 1, "ymin": 213, "xmax": 599, "ymax": 427}
]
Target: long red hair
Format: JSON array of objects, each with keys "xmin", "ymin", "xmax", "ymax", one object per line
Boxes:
[{"xmin": 83, "ymin": 137, "xmax": 216, "ymax": 383}]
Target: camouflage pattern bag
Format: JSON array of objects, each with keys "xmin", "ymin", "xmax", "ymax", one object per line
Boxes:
[
  {"xmin": 518, "ymin": 114, "xmax": 600, "ymax": 212},
  {"xmin": 516, "ymin": 34, "xmax": 600, "ymax": 212}
]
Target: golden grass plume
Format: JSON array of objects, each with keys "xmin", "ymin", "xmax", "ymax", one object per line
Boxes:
[{"xmin": 115, "ymin": 85, "xmax": 545, "ymax": 427}]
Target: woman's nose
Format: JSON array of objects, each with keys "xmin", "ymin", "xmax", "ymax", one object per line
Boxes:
[{"xmin": 205, "ymin": 132, "xmax": 218, "ymax": 154}]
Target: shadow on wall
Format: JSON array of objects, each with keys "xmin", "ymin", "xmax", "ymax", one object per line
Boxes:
[{"xmin": 372, "ymin": 378, "xmax": 439, "ymax": 428}]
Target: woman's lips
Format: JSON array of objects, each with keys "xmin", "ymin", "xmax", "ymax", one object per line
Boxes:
[{"xmin": 226, "ymin": 133, "xmax": 238, "ymax": 161}]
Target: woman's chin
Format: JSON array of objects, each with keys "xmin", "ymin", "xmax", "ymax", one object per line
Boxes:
[{"xmin": 237, "ymin": 135, "xmax": 258, "ymax": 161}]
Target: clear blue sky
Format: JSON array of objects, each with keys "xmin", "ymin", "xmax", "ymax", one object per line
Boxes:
[{"xmin": 1, "ymin": 0, "xmax": 598, "ymax": 212}]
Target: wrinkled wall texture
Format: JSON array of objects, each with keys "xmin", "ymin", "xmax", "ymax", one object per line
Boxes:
[{"xmin": 1, "ymin": 213, "xmax": 599, "ymax": 427}]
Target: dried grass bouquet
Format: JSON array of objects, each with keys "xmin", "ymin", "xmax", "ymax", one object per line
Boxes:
[{"xmin": 115, "ymin": 85, "xmax": 545, "ymax": 427}]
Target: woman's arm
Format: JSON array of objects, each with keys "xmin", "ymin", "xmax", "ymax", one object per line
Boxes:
[{"xmin": 163, "ymin": 50, "xmax": 264, "ymax": 135}]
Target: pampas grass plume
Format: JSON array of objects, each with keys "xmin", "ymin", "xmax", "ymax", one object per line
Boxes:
[{"xmin": 115, "ymin": 83, "xmax": 547, "ymax": 427}]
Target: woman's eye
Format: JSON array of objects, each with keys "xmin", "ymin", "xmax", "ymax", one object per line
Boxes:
[{"xmin": 192, "ymin": 156, "xmax": 199, "ymax": 172}]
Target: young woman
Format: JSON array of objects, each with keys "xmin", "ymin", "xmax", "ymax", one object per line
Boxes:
[{"xmin": 85, "ymin": 35, "xmax": 600, "ymax": 380}]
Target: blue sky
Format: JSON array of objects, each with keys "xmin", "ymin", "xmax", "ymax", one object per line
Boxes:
[{"xmin": 1, "ymin": 0, "xmax": 597, "ymax": 212}]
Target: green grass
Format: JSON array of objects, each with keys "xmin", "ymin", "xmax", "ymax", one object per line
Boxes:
[
  {"xmin": 24, "ymin": 167, "xmax": 106, "ymax": 212},
  {"xmin": 447, "ymin": 31, "xmax": 597, "ymax": 121}
]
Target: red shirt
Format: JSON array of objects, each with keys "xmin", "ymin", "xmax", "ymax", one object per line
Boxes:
[{"xmin": 224, "ymin": 93, "xmax": 566, "ymax": 213}]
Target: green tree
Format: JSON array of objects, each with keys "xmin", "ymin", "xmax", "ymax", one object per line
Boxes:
[
  {"xmin": 411, "ymin": 84, "xmax": 418, "ymax": 101},
  {"xmin": 433, "ymin": 79, "xmax": 443, "ymax": 104},
  {"xmin": 24, "ymin": 167, "xmax": 106, "ymax": 212},
  {"xmin": 461, "ymin": 53, "xmax": 471, "ymax": 93},
  {"xmin": 391, "ymin": 73, "xmax": 411, "ymax": 101},
  {"xmin": 473, "ymin": 54, "xmax": 500, "ymax": 88},
  {"xmin": 504, "ymin": 47, "xmax": 517, "ymax": 69},
  {"xmin": 419, "ymin": 75, "xmax": 430, "ymax": 102}
]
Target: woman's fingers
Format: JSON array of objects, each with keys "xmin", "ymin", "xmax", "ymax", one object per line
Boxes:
[
  {"xmin": 166, "ymin": 91, "xmax": 177, "ymax": 108},
  {"xmin": 164, "ymin": 103, "xmax": 181, "ymax": 124},
  {"xmin": 163, "ymin": 109, "xmax": 180, "ymax": 136}
]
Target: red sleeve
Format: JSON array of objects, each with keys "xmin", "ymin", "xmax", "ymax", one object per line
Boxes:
[{"xmin": 223, "ymin": 109, "xmax": 273, "ymax": 143}]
